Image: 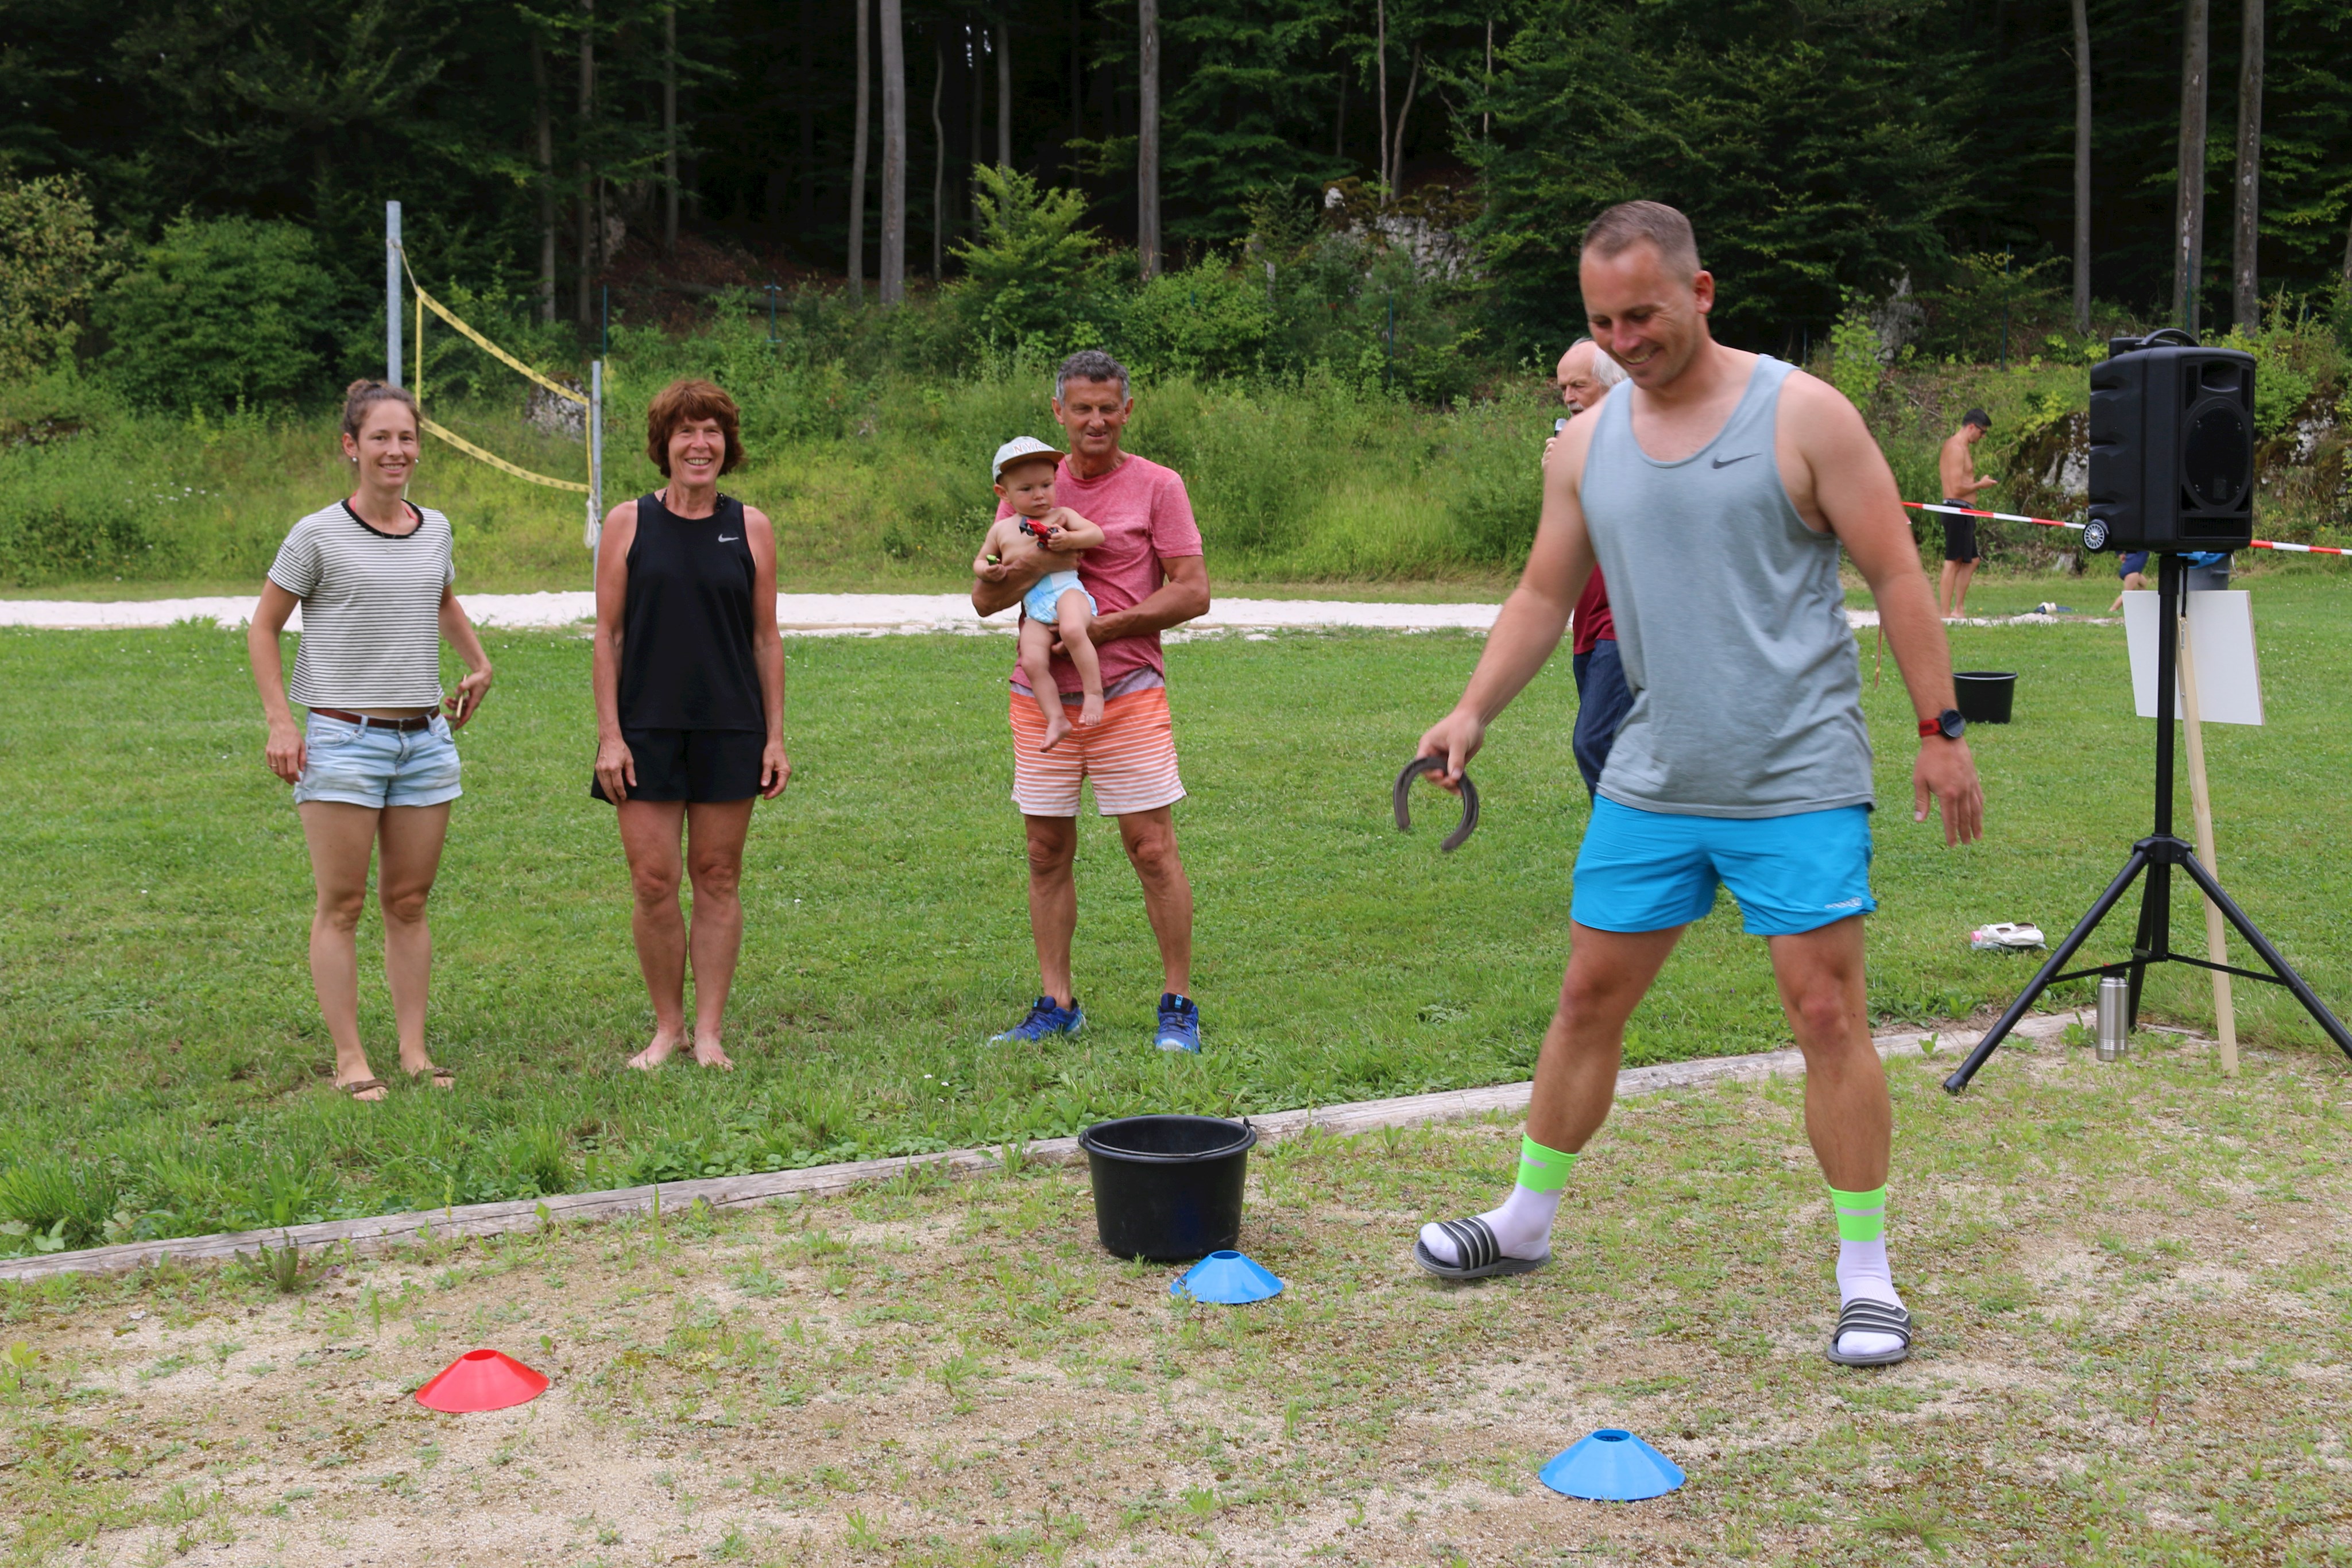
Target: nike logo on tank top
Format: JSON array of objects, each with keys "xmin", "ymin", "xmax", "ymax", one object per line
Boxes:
[{"xmin": 1577, "ymin": 355, "xmax": 1873, "ymax": 819}]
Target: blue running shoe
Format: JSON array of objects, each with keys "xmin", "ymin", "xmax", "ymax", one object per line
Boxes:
[
  {"xmin": 1154, "ymin": 993, "xmax": 1202, "ymax": 1054},
  {"xmin": 990, "ymin": 995, "xmax": 1084, "ymax": 1044}
]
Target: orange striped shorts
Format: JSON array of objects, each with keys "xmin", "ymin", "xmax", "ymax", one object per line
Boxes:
[{"xmin": 1008, "ymin": 685, "xmax": 1186, "ymax": 818}]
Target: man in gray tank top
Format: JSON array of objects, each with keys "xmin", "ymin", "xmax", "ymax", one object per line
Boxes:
[{"xmin": 1409, "ymin": 203, "xmax": 1983, "ymax": 1370}]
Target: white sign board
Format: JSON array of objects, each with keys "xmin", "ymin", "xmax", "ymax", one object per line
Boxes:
[{"xmin": 2123, "ymin": 590, "xmax": 2264, "ymax": 726}]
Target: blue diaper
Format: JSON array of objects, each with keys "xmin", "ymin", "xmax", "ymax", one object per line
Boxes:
[
  {"xmin": 1571, "ymin": 798, "xmax": 1874, "ymax": 936},
  {"xmin": 294, "ymin": 711, "xmax": 463, "ymax": 810},
  {"xmin": 1023, "ymin": 570, "xmax": 1095, "ymax": 625}
]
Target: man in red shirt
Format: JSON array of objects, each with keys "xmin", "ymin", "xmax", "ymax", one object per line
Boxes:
[
  {"xmin": 1549, "ymin": 338, "xmax": 1632, "ymax": 795},
  {"xmin": 970, "ymin": 350, "xmax": 1213, "ymax": 1053}
]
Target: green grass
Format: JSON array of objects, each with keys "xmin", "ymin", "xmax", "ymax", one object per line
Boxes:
[
  {"xmin": 0, "ymin": 355, "xmax": 1555, "ymax": 596},
  {"xmin": 13, "ymin": 343, "xmax": 2239, "ymax": 602},
  {"xmin": 3, "ymin": 566, "xmax": 2350, "ymax": 1253}
]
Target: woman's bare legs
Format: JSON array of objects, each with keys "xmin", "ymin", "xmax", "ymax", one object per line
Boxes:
[
  {"xmin": 617, "ymin": 796, "xmax": 756, "ymax": 1069},
  {"xmin": 377, "ymin": 804, "xmax": 452, "ymax": 1081},
  {"xmin": 299, "ymin": 800, "xmax": 452, "ymax": 1098},
  {"xmin": 1058, "ymin": 591, "xmax": 1104, "ymax": 728},
  {"xmin": 618, "ymin": 799, "xmax": 691, "ymax": 1068},
  {"xmin": 684, "ymin": 799, "xmax": 755, "ymax": 1067},
  {"xmin": 1018, "ymin": 619, "xmax": 1070, "ymax": 750}
]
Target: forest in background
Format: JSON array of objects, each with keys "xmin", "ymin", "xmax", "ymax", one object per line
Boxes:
[
  {"xmin": 3, "ymin": 0, "xmax": 2350, "ymax": 373},
  {"xmin": 2, "ymin": 0, "xmax": 2349, "ymax": 592}
]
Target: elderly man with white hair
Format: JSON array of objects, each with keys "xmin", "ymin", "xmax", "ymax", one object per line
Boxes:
[{"xmin": 1549, "ymin": 337, "xmax": 1631, "ymax": 795}]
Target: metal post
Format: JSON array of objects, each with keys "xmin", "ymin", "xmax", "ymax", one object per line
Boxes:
[
  {"xmin": 590, "ymin": 357, "xmax": 605, "ymax": 529},
  {"xmin": 386, "ymin": 201, "xmax": 403, "ymax": 386}
]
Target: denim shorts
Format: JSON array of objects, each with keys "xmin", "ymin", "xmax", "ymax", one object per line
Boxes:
[
  {"xmin": 294, "ymin": 711, "xmax": 463, "ymax": 810},
  {"xmin": 1572, "ymin": 797, "xmax": 1875, "ymax": 936}
]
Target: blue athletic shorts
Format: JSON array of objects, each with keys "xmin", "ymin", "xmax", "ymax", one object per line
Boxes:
[{"xmin": 1571, "ymin": 798, "xmax": 1875, "ymax": 936}]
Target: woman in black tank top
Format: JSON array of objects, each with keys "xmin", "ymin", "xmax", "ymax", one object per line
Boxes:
[{"xmin": 591, "ymin": 379, "xmax": 788, "ymax": 1072}]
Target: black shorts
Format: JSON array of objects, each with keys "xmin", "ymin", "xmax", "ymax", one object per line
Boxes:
[
  {"xmin": 1941, "ymin": 502, "xmax": 1979, "ymax": 563},
  {"xmin": 590, "ymin": 727, "xmax": 765, "ymax": 803}
]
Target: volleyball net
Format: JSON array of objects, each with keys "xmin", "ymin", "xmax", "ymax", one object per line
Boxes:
[{"xmin": 386, "ymin": 202, "xmax": 604, "ymax": 550}]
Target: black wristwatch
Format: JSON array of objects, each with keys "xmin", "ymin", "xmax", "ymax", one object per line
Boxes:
[{"xmin": 1917, "ymin": 708, "xmax": 1966, "ymax": 741}]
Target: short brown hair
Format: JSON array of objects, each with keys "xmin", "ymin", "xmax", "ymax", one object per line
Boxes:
[
  {"xmin": 1580, "ymin": 201, "xmax": 1703, "ymax": 282},
  {"xmin": 645, "ymin": 378, "xmax": 744, "ymax": 476},
  {"xmin": 341, "ymin": 379, "xmax": 419, "ymax": 442}
]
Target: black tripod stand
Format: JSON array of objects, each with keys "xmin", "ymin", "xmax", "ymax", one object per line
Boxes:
[{"xmin": 1943, "ymin": 551, "xmax": 2352, "ymax": 1092}]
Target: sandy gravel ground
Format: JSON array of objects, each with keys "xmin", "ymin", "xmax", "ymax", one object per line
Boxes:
[{"xmin": 6, "ymin": 1033, "xmax": 2345, "ymax": 1567}]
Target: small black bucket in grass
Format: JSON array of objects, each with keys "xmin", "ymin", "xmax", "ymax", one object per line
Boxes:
[
  {"xmin": 1955, "ymin": 671, "xmax": 2016, "ymax": 724},
  {"xmin": 1078, "ymin": 1114, "xmax": 1257, "ymax": 1261}
]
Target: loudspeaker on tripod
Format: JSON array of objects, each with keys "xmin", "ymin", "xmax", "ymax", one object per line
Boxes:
[{"xmin": 2083, "ymin": 331, "xmax": 2256, "ymax": 556}]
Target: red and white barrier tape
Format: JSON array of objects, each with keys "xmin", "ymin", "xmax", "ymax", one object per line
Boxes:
[{"xmin": 1904, "ymin": 500, "xmax": 2350, "ymax": 557}]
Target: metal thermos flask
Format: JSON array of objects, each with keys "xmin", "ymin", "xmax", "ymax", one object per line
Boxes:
[{"xmin": 2095, "ymin": 975, "xmax": 2130, "ymax": 1061}]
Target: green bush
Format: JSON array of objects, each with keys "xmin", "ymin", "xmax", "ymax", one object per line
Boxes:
[
  {"xmin": 2219, "ymin": 300, "xmax": 2345, "ymax": 440},
  {"xmin": 1119, "ymin": 260, "xmax": 1274, "ymax": 381},
  {"xmin": 1828, "ymin": 294, "xmax": 1885, "ymax": 409},
  {"xmin": 96, "ymin": 215, "xmax": 342, "ymax": 412},
  {"xmin": 946, "ymin": 166, "xmax": 1115, "ymax": 354},
  {"xmin": 0, "ymin": 175, "xmax": 115, "ymax": 382}
]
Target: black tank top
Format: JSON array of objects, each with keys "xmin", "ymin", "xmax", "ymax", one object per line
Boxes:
[{"xmin": 618, "ymin": 491, "xmax": 763, "ymax": 731}]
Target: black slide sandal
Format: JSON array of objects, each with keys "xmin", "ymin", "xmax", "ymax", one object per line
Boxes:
[
  {"xmin": 1394, "ymin": 756, "xmax": 1480, "ymax": 852},
  {"xmin": 1824, "ymin": 1299, "xmax": 1915, "ymax": 1366},
  {"xmin": 1411, "ymin": 1215, "xmax": 1550, "ymax": 1280}
]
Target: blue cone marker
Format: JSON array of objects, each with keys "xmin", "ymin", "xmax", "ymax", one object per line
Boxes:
[
  {"xmin": 1170, "ymin": 1250, "xmax": 1284, "ymax": 1304},
  {"xmin": 1538, "ymin": 1429, "xmax": 1686, "ymax": 1501}
]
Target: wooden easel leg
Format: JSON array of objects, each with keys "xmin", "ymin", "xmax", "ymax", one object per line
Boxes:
[{"xmin": 2178, "ymin": 611, "xmax": 2238, "ymax": 1077}]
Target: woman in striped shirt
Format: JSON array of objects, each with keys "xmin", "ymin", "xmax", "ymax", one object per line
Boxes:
[{"xmin": 246, "ymin": 380, "xmax": 495, "ymax": 1102}]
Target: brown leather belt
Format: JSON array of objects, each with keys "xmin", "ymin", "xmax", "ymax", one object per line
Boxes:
[{"xmin": 310, "ymin": 707, "xmax": 435, "ymax": 731}]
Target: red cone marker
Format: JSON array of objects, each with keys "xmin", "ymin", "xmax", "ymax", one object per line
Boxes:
[{"xmin": 414, "ymin": 1348, "xmax": 549, "ymax": 1413}]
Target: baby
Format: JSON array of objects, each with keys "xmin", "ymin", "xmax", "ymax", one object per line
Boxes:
[{"xmin": 976, "ymin": 437, "xmax": 1107, "ymax": 751}]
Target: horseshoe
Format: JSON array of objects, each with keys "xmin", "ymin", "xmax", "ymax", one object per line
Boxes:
[{"xmin": 1393, "ymin": 756, "xmax": 1480, "ymax": 853}]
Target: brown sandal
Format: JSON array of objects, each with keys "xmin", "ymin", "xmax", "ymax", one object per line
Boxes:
[
  {"xmin": 411, "ymin": 1064, "xmax": 456, "ymax": 1089},
  {"xmin": 336, "ymin": 1077, "xmax": 387, "ymax": 1100}
]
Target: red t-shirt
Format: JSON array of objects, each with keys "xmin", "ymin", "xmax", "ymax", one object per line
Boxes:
[
  {"xmin": 999, "ymin": 452, "xmax": 1204, "ymax": 695},
  {"xmin": 1572, "ymin": 566, "xmax": 1615, "ymax": 655}
]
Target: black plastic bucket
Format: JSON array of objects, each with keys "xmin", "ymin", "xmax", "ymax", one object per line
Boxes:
[
  {"xmin": 1078, "ymin": 1114, "xmax": 1257, "ymax": 1261},
  {"xmin": 1954, "ymin": 670, "xmax": 2016, "ymax": 724}
]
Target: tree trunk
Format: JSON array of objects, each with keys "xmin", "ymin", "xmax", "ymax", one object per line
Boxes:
[
  {"xmin": 1334, "ymin": 66, "xmax": 1345, "ymax": 160},
  {"xmin": 2173, "ymin": 0, "xmax": 2209, "ymax": 334},
  {"xmin": 663, "ymin": 5, "xmax": 678, "ymax": 255},
  {"xmin": 2071, "ymin": 0, "xmax": 2091, "ymax": 335},
  {"xmin": 797, "ymin": 0, "xmax": 815, "ymax": 237},
  {"xmin": 1375, "ymin": 0, "xmax": 1388, "ymax": 192},
  {"xmin": 968, "ymin": 24, "xmax": 983, "ymax": 234},
  {"xmin": 1138, "ymin": 0, "xmax": 1160, "ymax": 280},
  {"xmin": 996, "ymin": 22, "xmax": 1011, "ymax": 168},
  {"xmin": 576, "ymin": 0, "xmax": 594, "ymax": 327},
  {"xmin": 2233, "ymin": 0, "xmax": 2264, "ymax": 331},
  {"xmin": 879, "ymin": 0, "xmax": 905, "ymax": 304},
  {"xmin": 1388, "ymin": 47, "xmax": 1421, "ymax": 199},
  {"xmin": 532, "ymin": 36, "xmax": 556, "ymax": 324},
  {"xmin": 931, "ymin": 42, "xmax": 945, "ymax": 282},
  {"xmin": 1483, "ymin": 18, "xmax": 1492, "ymax": 139},
  {"xmin": 848, "ymin": 0, "xmax": 869, "ymax": 304}
]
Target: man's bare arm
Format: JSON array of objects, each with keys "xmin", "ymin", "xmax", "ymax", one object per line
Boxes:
[
  {"xmin": 1793, "ymin": 378, "xmax": 1983, "ymax": 845},
  {"xmin": 970, "ymin": 528, "xmax": 1052, "ymax": 614},
  {"xmin": 1085, "ymin": 553, "xmax": 1209, "ymax": 646},
  {"xmin": 1416, "ymin": 421, "xmax": 1600, "ymax": 785}
]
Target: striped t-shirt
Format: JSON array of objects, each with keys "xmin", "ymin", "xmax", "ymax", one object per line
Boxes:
[{"xmin": 267, "ymin": 501, "xmax": 455, "ymax": 709}]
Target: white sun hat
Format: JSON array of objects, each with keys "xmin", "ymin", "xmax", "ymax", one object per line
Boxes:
[{"xmin": 991, "ymin": 435, "xmax": 1065, "ymax": 481}]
